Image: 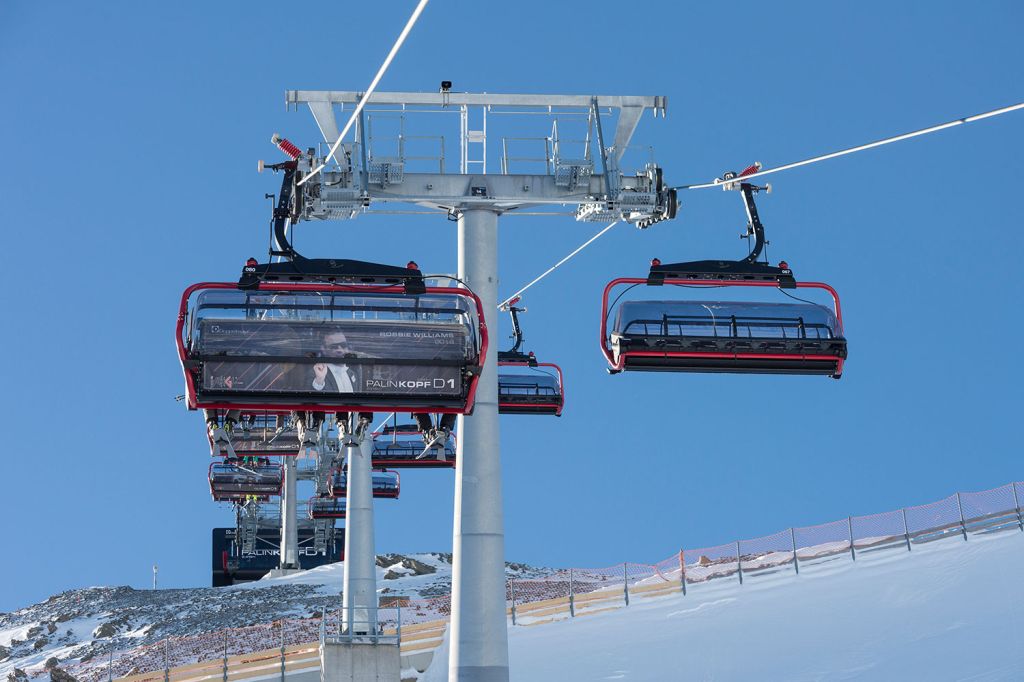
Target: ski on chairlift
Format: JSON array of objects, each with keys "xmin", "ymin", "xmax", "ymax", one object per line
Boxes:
[
  {"xmin": 208, "ymin": 460, "xmax": 283, "ymax": 502},
  {"xmin": 205, "ymin": 412, "xmax": 304, "ymax": 457},
  {"xmin": 601, "ymin": 165, "xmax": 847, "ymax": 378},
  {"xmin": 496, "ymin": 299, "xmax": 565, "ymax": 416},
  {"xmin": 372, "ymin": 423, "xmax": 457, "ymax": 468}
]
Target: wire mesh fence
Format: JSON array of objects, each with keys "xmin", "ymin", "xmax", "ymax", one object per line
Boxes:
[
  {"xmin": 851, "ymin": 509, "xmax": 908, "ymax": 552},
  {"xmin": 739, "ymin": 529, "xmax": 797, "ymax": 577},
  {"xmin": 57, "ymin": 482, "xmax": 1024, "ymax": 682},
  {"xmin": 683, "ymin": 541, "xmax": 738, "ymax": 582}
]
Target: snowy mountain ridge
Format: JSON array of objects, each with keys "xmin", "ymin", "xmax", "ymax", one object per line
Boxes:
[{"xmin": 0, "ymin": 553, "xmax": 550, "ymax": 680}]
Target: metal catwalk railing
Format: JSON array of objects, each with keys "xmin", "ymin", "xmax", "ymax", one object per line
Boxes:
[{"xmin": 54, "ymin": 481, "xmax": 1024, "ymax": 682}]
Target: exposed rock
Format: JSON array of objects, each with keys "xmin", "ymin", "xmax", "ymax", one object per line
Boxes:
[
  {"xmin": 377, "ymin": 554, "xmax": 436, "ymax": 577},
  {"xmin": 26, "ymin": 627, "xmax": 42, "ymax": 639},
  {"xmin": 7, "ymin": 669, "xmax": 28, "ymax": 682},
  {"xmin": 49, "ymin": 666, "xmax": 78, "ymax": 682},
  {"xmin": 93, "ymin": 614, "xmax": 132, "ymax": 640},
  {"xmin": 44, "ymin": 658, "xmax": 59, "ymax": 670},
  {"xmin": 697, "ymin": 555, "xmax": 712, "ymax": 566},
  {"xmin": 400, "ymin": 557, "xmax": 435, "ymax": 576},
  {"xmin": 92, "ymin": 622, "xmax": 118, "ymax": 639},
  {"xmin": 0, "ymin": 554, "xmax": 549, "ymax": 681}
]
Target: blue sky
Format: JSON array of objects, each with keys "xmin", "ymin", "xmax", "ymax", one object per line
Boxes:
[{"xmin": 1, "ymin": 1, "xmax": 1021, "ymax": 612}]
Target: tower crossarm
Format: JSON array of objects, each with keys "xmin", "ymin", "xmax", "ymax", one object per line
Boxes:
[
  {"xmin": 274, "ymin": 89, "xmax": 678, "ymax": 227},
  {"xmin": 287, "ymin": 90, "xmax": 666, "ymax": 159}
]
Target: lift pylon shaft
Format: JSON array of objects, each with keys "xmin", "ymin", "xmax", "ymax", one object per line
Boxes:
[
  {"xmin": 451, "ymin": 209, "xmax": 508, "ymax": 681},
  {"xmin": 280, "ymin": 457, "xmax": 299, "ymax": 569},
  {"xmin": 342, "ymin": 423, "xmax": 378, "ymax": 634},
  {"xmin": 270, "ymin": 89, "xmax": 671, "ymax": 679}
]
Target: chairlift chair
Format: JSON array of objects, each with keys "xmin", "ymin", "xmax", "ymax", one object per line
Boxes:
[
  {"xmin": 498, "ymin": 355, "xmax": 565, "ymax": 416},
  {"xmin": 496, "ymin": 300, "xmax": 565, "ymax": 416},
  {"xmin": 328, "ymin": 467, "xmax": 401, "ymax": 499},
  {"xmin": 600, "ymin": 170, "xmax": 847, "ymax": 378},
  {"xmin": 308, "ymin": 496, "xmax": 347, "ymax": 519},
  {"xmin": 205, "ymin": 412, "xmax": 304, "ymax": 456},
  {"xmin": 177, "ymin": 259, "xmax": 489, "ymax": 415},
  {"xmin": 208, "ymin": 461, "xmax": 284, "ymax": 502},
  {"xmin": 372, "ymin": 423, "xmax": 457, "ymax": 469}
]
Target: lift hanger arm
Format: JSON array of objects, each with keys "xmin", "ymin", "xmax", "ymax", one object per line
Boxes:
[
  {"xmin": 497, "ymin": 298, "xmax": 537, "ymax": 364},
  {"xmin": 647, "ymin": 170, "xmax": 795, "ymax": 288}
]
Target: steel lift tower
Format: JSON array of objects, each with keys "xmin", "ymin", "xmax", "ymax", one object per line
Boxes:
[{"xmin": 279, "ymin": 89, "xmax": 674, "ymax": 681}]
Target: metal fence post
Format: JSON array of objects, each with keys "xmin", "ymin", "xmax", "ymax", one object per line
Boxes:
[
  {"xmin": 568, "ymin": 569, "xmax": 575, "ymax": 618},
  {"xmin": 735, "ymin": 542, "xmax": 743, "ymax": 585},
  {"xmin": 956, "ymin": 492, "xmax": 968, "ymax": 541},
  {"xmin": 107, "ymin": 645, "xmax": 114, "ymax": 682},
  {"xmin": 679, "ymin": 550, "xmax": 687, "ymax": 594},
  {"xmin": 163, "ymin": 640, "xmax": 169, "ymax": 682},
  {"xmin": 279, "ymin": 620, "xmax": 285, "ymax": 682},
  {"xmin": 623, "ymin": 563, "xmax": 630, "ymax": 606},
  {"xmin": 509, "ymin": 579, "xmax": 517, "ymax": 626},
  {"xmin": 790, "ymin": 528, "xmax": 799, "ymax": 575},
  {"xmin": 902, "ymin": 507, "xmax": 912, "ymax": 551},
  {"xmin": 1013, "ymin": 483, "xmax": 1024, "ymax": 532},
  {"xmin": 222, "ymin": 630, "xmax": 228, "ymax": 682},
  {"xmin": 848, "ymin": 517, "xmax": 856, "ymax": 561}
]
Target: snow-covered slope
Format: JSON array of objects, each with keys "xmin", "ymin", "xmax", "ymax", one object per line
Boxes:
[
  {"xmin": 7, "ymin": 530, "xmax": 1023, "ymax": 680},
  {"xmin": 423, "ymin": 531, "xmax": 1024, "ymax": 681},
  {"xmin": 0, "ymin": 554, "xmax": 548, "ymax": 679}
]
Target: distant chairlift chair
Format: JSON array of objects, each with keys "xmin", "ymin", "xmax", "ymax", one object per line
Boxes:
[
  {"xmin": 328, "ymin": 468, "xmax": 401, "ymax": 499},
  {"xmin": 208, "ymin": 461, "xmax": 284, "ymax": 502},
  {"xmin": 372, "ymin": 423, "xmax": 457, "ymax": 468},
  {"xmin": 496, "ymin": 299, "xmax": 565, "ymax": 416}
]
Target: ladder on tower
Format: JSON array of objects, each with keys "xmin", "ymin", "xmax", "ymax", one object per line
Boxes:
[
  {"xmin": 460, "ymin": 105, "xmax": 487, "ymax": 174},
  {"xmin": 313, "ymin": 519, "xmax": 330, "ymax": 554},
  {"xmin": 238, "ymin": 504, "xmax": 259, "ymax": 555}
]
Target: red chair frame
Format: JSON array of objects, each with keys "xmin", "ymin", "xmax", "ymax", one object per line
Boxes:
[
  {"xmin": 177, "ymin": 281, "xmax": 489, "ymax": 414},
  {"xmin": 600, "ymin": 278, "xmax": 845, "ymax": 377}
]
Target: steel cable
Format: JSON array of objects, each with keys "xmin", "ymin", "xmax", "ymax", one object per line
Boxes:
[
  {"xmin": 498, "ymin": 220, "xmax": 619, "ymax": 309},
  {"xmin": 298, "ymin": 0, "xmax": 430, "ymax": 187},
  {"xmin": 673, "ymin": 101, "xmax": 1024, "ymax": 190}
]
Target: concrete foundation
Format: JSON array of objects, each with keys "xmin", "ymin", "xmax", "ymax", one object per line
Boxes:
[
  {"xmin": 321, "ymin": 641, "xmax": 401, "ymax": 682},
  {"xmin": 266, "ymin": 567, "xmax": 303, "ymax": 579}
]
